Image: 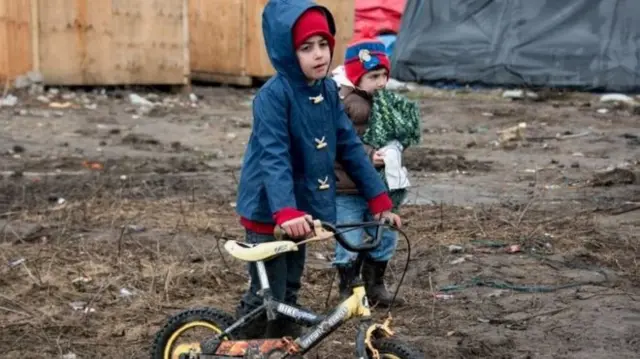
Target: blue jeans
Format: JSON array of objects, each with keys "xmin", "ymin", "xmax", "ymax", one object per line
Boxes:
[
  {"xmin": 333, "ymin": 194, "xmax": 398, "ymax": 265},
  {"xmin": 237, "ymin": 230, "xmax": 307, "ymax": 313}
]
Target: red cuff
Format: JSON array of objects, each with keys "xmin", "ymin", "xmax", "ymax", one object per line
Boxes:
[
  {"xmin": 367, "ymin": 193, "xmax": 393, "ymax": 214},
  {"xmin": 240, "ymin": 217, "xmax": 276, "ymax": 234},
  {"xmin": 273, "ymin": 207, "xmax": 307, "ymax": 226}
]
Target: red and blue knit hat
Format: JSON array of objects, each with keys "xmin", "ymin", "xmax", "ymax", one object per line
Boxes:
[{"xmin": 344, "ymin": 29, "xmax": 391, "ymax": 86}]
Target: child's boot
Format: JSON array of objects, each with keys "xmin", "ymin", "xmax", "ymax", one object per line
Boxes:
[
  {"xmin": 336, "ymin": 262, "xmax": 358, "ymax": 299},
  {"xmin": 235, "ymin": 303, "xmax": 267, "ymax": 339},
  {"xmin": 265, "ymin": 317, "xmax": 302, "ymax": 338},
  {"xmin": 362, "ymin": 259, "xmax": 406, "ymax": 307}
]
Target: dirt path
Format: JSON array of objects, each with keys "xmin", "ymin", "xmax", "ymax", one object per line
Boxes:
[{"xmin": 1, "ymin": 85, "xmax": 639, "ymax": 358}]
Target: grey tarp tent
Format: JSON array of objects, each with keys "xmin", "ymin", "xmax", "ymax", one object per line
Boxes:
[{"xmin": 390, "ymin": 0, "xmax": 640, "ymax": 92}]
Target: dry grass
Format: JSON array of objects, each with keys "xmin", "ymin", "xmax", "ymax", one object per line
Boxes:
[{"xmin": 0, "ymin": 174, "xmax": 638, "ymax": 358}]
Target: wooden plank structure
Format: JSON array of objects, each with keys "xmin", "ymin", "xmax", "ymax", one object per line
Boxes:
[
  {"xmin": 0, "ymin": 0, "xmax": 33, "ymax": 88},
  {"xmin": 189, "ymin": 0, "xmax": 355, "ymax": 86},
  {"xmin": 2, "ymin": 0, "xmax": 190, "ymax": 88},
  {"xmin": 37, "ymin": 0, "xmax": 190, "ymax": 86}
]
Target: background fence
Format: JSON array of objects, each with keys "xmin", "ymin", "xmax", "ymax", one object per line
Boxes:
[{"xmin": 0, "ymin": 0, "xmax": 354, "ymax": 88}]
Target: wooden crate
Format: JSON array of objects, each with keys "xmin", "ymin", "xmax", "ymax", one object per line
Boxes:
[
  {"xmin": 189, "ymin": 0, "xmax": 354, "ymax": 86},
  {"xmin": 0, "ymin": 0, "xmax": 33, "ymax": 87},
  {"xmin": 35, "ymin": 0, "xmax": 190, "ymax": 86}
]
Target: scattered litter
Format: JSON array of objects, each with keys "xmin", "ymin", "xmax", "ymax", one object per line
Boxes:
[
  {"xmin": 84, "ymin": 103, "xmax": 98, "ymax": 110},
  {"xmin": 71, "ymin": 276, "xmax": 91, "ymax": 284},
  {"xmin": 69, "ymin": 301, "xmax": 90, "ymax": 311},
  {"xmin": 126, "ymin": 224, "xmax": 146, "ymax": 233},
  {"xmin": 504, "ymin": 244, "xmax": 521, "ymax": 254},
  {"xmin": 477, "ymin": 317, "xmax": 490, "ymax": 323},
  {"xmin": 434, "ymin": 293, "xmax": 454, "ymax": 300},
  {"xmin": 120, "ymin": 288, "xmax": 134, "ymax": 298},
  {"xmin": 9, "ymin": 258, "xmax": 26, "ymax": 267},
  {"xmin": 229, "ymin": 202, "xmax": 237, "ymax": 208},
  {"xmin": 61, "ymin": 92, "xmax": 76, "ymax": 100},
  {"xmin": 50, "ymin": 101, "xmax": 72, "ymax": 109},
  {"xmin": 481, "ymin": 112, "xmax": 494, "ymax": 117},
  {"xmin": 555, "ymin": 131, "xmax": 591, "ymax": 140},
  {"xmin": 120, "ymin": 175, "xmax": 127, "ymax": 180},
  {"xmin": 600, "ymin": 93, "xmax": 636, "ymax": 105},
  {"xmin": 189, "ymin": 93, "xmax": 198, "ymax": 102},
  {"xmin": 62, "ymin": 352, "xmax": 77, "ymax": 359},
  {"xmin": 129, "ymin": 93, "xmax": 154, "ymax": 107},
  {"xmin": 450, "ymin": 256, "xmax": 469, "ymax": 265},
  {"xmin": 82, "ymin": 160, "xmax": 104, "ymax": 171},
  {"xmin": 502, "ymin": 89, "xmax": 539, "ymax": 100},
  {"xmin": 572, "ymin": 152, "xmax": 584, "ymax": 157},
  {"xmin": 13, "ymin": 75, "xmax": 31, "ymax": 89},
  {"xmin": 497, "ymin": 122, "xmax": 527, "ymax": 143},
  {"xmin": 36, "ymin": 95, "xmax": 50, "ymax": 103},
  {"xmin": 137, "ymin": 105, "xmax": 155, "ymax": 116},
  {"xmin": 596, "ymin": 108, "xmax": 609, "ymax": 114},
  {"xmin": 448, "ymin": 245, "xmax": 464, "ymax": 253},
  {"xmin": 487, "ymin": 290, "xmax": 507, "ymax": 298},
  {"xmin": 27, "ymin": 71, "xmax": 44, "ymax": 84},
  {"xmin": 0, "ymin": 94, "xmax": 18, "ymax": 107}
]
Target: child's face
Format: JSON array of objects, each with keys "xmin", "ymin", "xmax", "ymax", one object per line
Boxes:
[
  {"xmin": 296, "ymin": 35, "xmax": 331, "ymax": 82},
  {"xmin": 358, "ymin": 68, "xmax": 389, "ymax": 93}
]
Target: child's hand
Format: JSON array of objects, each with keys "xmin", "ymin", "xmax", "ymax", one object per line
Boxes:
[
  {"xmin": 372, "ymin": 150, "xmax": 385, "ymax": 166},
  {"xmin": 281, "ymin": 215, "xmax": 314, "ymax": 238},
  {"xmin": 374, "ymin": 211, "xmax": 402, "ymax": 228}
]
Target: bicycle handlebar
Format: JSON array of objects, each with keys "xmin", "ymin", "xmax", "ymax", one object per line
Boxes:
[{"xmin": 274, "ymin": 218, "xmax": 392, "ymax": 253}]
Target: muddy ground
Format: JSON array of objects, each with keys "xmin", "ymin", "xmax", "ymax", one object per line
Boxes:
[{"xmin": 1, "ymin": 83, "xmax": 639, "ymax": 359}]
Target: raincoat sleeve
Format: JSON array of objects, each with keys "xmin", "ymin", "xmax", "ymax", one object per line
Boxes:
[
  {"xmin": 335, "ymin": 103, "xmax": 393, "ymax": 214},
  {"xmin": 253, "ymin": 90, "xmax": 306, "ymax": 225}
]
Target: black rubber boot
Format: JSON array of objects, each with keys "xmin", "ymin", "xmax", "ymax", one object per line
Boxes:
[
  {"xmin": 264, "ymin": 317, "xmax": 302, "ymax": 339},
  {"xmin": 234, "ymin": 303, "xmax": 267, "ymax": 340},
  {"xmin": 361, "ymin": 259, "xmax": 406, "ymax": 307},
  {"xmin": 336, "ymin": 262, "xmax": 359, "ymax": 300}
]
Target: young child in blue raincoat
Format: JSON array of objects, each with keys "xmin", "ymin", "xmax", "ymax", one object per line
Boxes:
[{"xmin": 234, "ymin": 0, "xmax": 402, "ymax": 339}]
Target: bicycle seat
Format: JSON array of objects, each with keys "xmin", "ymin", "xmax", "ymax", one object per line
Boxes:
[{"xmin": 224, "ymin": 240, "xmax": 299, "ymax": 262}]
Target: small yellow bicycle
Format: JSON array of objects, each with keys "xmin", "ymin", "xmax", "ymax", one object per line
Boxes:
[{"xmin": 150, "ymin": 219, "xmax": 422, "ymax": 358}]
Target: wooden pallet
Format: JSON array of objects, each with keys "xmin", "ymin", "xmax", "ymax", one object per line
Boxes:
[{"xmin": 188, "ymin": 0, "xmax": 354, "ymax": 87}]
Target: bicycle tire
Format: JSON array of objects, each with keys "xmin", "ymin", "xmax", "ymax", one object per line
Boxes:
[
  {"xmin": 370, "ymin": 337, "xmax": 425, "ymax": 359},
  {"xmin": 150, "ymin": 307, "xmax": 236, "ymax": 359}
]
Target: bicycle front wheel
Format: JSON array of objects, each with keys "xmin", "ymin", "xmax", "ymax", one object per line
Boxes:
[
  {"xmin": 150, "ymin": 307, "xmax": 235, "ymax": 359},
  {"xmin": 369, "ymin": 338, "xmax": 425, "ymax": 359}
]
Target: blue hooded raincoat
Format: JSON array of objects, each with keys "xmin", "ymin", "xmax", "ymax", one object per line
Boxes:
[{"xmin": 235, "ymin": 0, "xmax": 389, "ymax": 226}]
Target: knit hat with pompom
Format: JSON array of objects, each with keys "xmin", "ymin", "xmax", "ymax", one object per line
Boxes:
[{"xmin": 343, "ymin": 26, "xmax": 390, "ymax": 86}]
